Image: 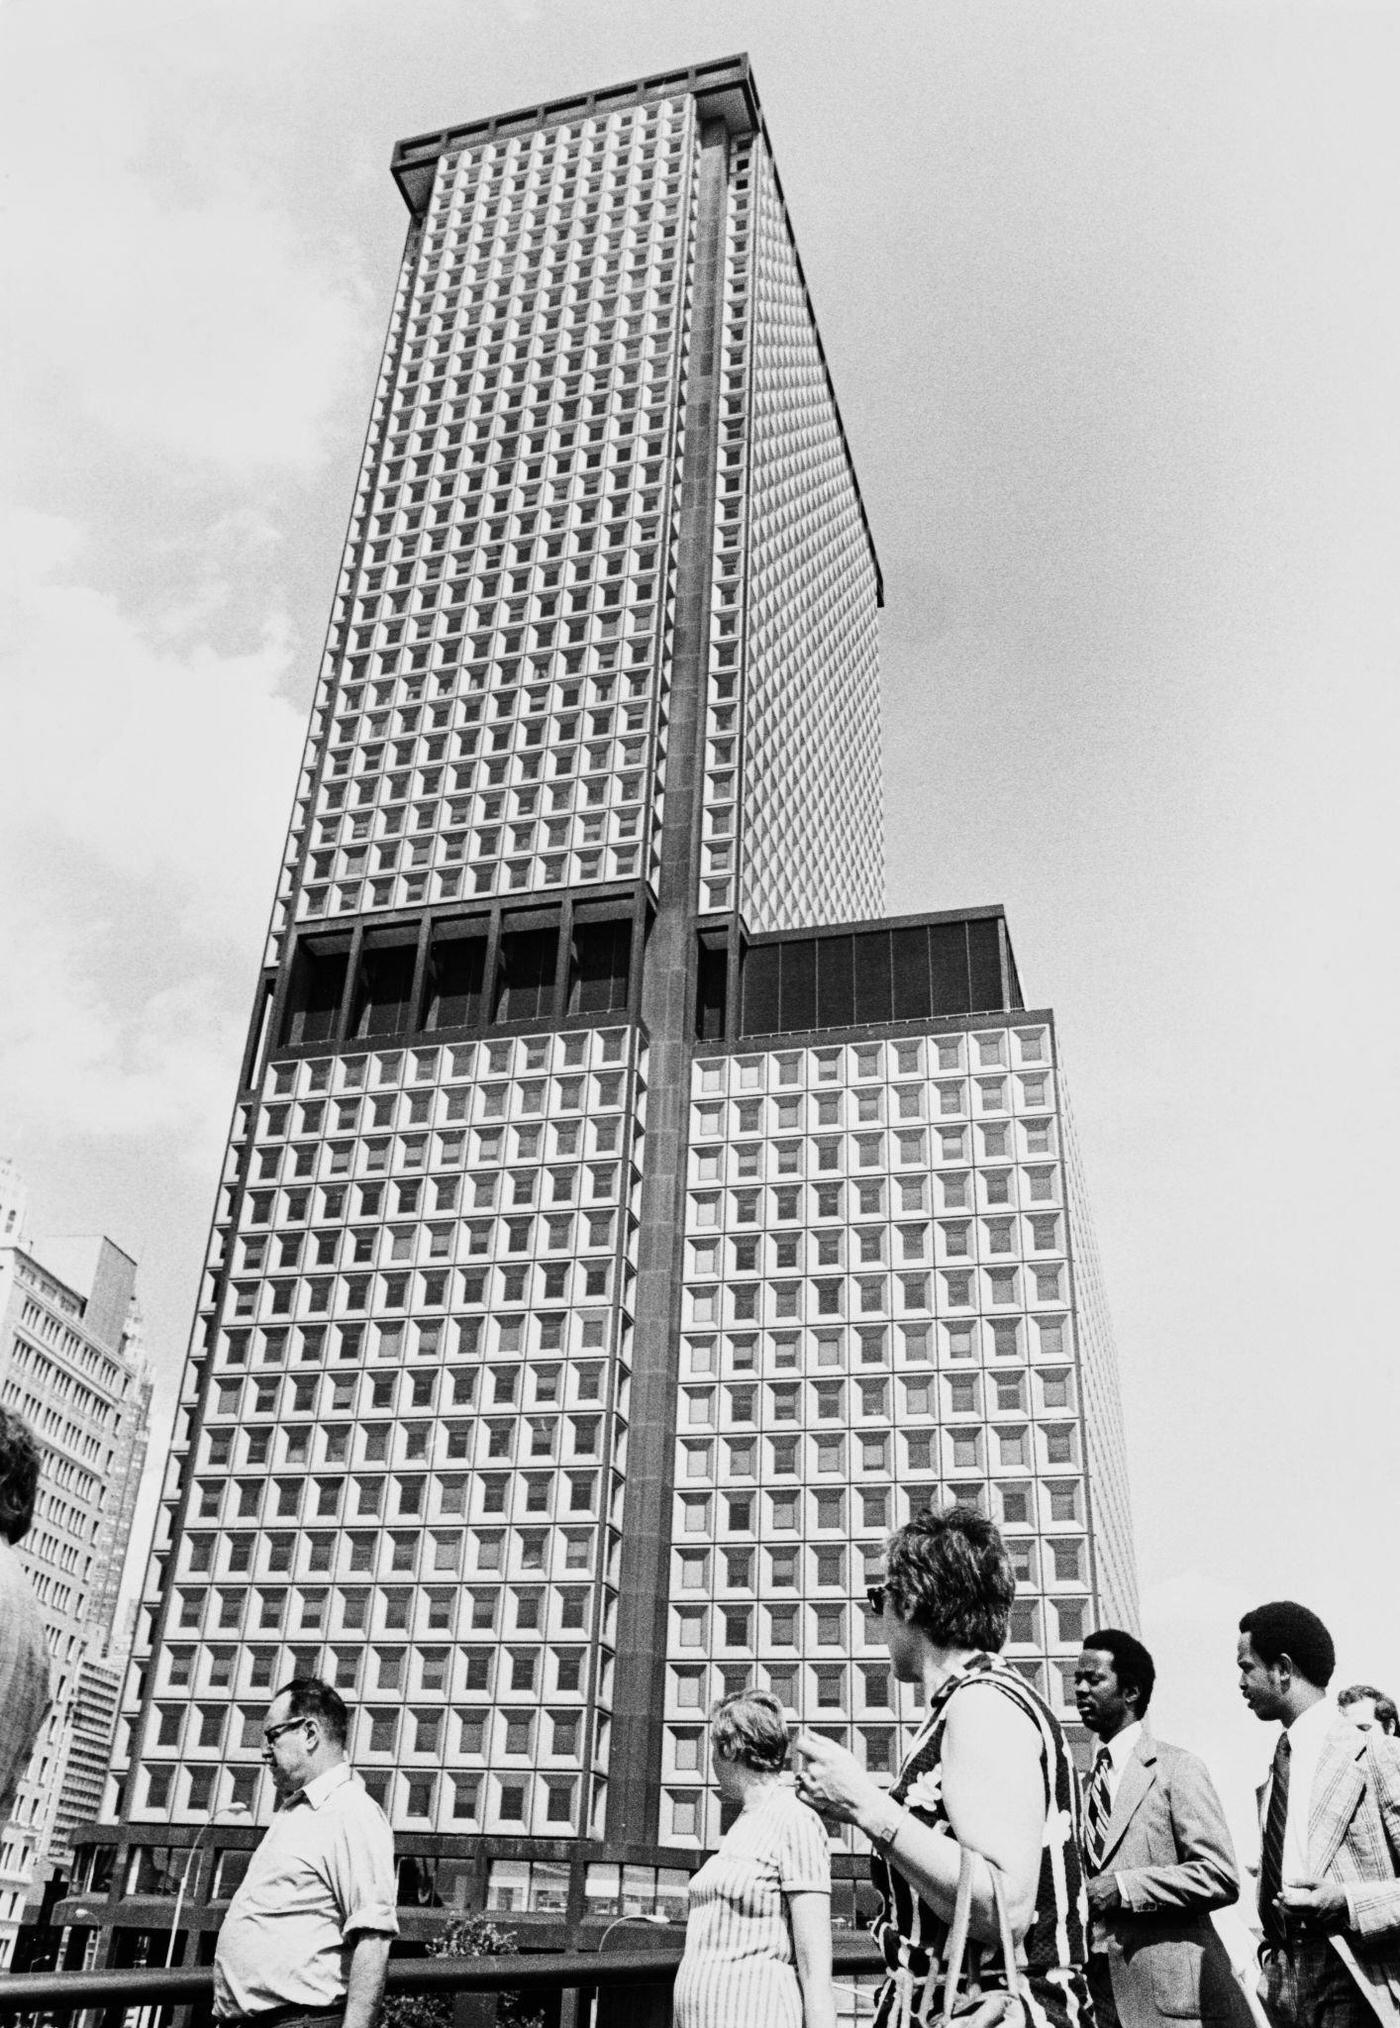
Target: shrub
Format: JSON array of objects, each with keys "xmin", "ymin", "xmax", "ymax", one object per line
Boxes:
[{"xmin": 382, "ymin": 1914, "xmax": 545, "ymax": 2028}]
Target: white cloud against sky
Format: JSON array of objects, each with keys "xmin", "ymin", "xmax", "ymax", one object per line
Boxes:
[
  {"xmin": 0, "ymin": 0, "xmax": 378, "ymax": 1193},
  {"xmin": 0, "ymin": 509, "xmax": 304, "ymax": 932},
  {"xmin": 2, "ymin": 0, "xmax": 1398, "ymax": 1810},
  {"xmin": 2, "ymin": 2, "xmax": 373, "ymax": 471},
  {"xmin": 0, "ymin": 505, "xmax": 303, "ymax": 1164}
]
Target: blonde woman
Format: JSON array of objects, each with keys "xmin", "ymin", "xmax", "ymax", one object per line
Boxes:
[{"xmin": 673, "ymin": 1689, "xmax": 836, "ymax": 2028}]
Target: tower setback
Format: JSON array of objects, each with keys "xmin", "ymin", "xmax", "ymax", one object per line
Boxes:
[{"xmin": 72, "ymin": 55, "xmax": 1136, "ymax": 1954}]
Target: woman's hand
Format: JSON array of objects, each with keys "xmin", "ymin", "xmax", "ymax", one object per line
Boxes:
[{"xmin": 792, "ymin": 1729, "xmax": 884, "ymax": 1829}]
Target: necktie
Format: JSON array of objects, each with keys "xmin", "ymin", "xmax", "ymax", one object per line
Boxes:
[
  {"xmin": 1084, "ymin": 1748, "xmax": 1113, "ymax": 1872},
  {"xmin": 1258, "ymin": 1731, "xmax": 1291, "ymax": 1948}
]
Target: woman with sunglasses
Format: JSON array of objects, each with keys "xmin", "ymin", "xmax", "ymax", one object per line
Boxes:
[{"xmin": 794, "ymin": 1503, "xmax": 1092, "ymax": 2028}]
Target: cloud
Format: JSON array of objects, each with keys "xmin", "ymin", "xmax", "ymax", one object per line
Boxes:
[
  {"xmin": 0, "ymin": 505, "xmax": 303, "ymax": 1166},
  {"xmin": 0, "ymin": 1, "xmax": 373, "ymax": 476},
  {"xmin": 6, "ymin": 181, "xmax": 370, "ymax": 471},
  {"xmin": 0, "ymin": 896, "xmax": 242, "ymax": 1167},
  {"xmin": 0, "ymin": 505, "xmax": 305, "ymax": 947}
]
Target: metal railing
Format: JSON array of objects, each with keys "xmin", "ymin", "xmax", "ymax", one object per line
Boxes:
[{"xmin": 0, "ymin": 1935, "xmax": 886, "ymax": 2026}]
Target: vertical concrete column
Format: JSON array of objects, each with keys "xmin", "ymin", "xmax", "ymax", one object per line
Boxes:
[{"xmin": 607, "ymin": 116, "xmax": 731, "ymax": 1846}]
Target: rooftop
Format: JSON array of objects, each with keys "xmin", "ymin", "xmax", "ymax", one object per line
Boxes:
[
  {"xmin": 389, "ymin": 54, "xmax": 881, "ymax": 600},
  {"xmin": 391, "ymin": 53, "xmax": 760, "ymax": 210}
]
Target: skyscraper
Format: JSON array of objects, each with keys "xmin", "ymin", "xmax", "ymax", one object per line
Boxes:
[
  {"xmin": 75, "ymin": 54, "xmax": 1135, "ymax": 1956},
  {"xmin": 0, "ymin": 1188, "xmax": 152, "ymax": 1965}
]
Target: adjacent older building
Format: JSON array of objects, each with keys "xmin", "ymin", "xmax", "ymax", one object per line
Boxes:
[
  {"xmin": 72, "ymin": 54, "xmax": 1136, "ymax": 1957},
  {"xmin": 0, "ymin": 1183, "xmax": 152, "ymax": 1965}
]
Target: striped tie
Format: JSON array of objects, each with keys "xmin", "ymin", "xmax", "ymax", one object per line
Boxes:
[
  {"xmin": 1084, "ymin": 1747, "xmax": 1113, "ymax": 1871},
  {"xmin": 1258, "ymin": 1731, "xmax": 1291, "ymax": 1948}
]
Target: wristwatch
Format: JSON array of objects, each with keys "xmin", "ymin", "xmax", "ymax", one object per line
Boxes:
[{"xmin": 867, "ymin": 1801, "xmax": 904, "ymax": 1853}]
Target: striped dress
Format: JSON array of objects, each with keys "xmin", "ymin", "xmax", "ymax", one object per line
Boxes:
[
  {"xmin": 674, "ymin": 1783, "xmax": 831, "ymax": 2028},
  {"xmin": 870, "ymin": 1654, "xmax": 1093, "ymax": 2028}
]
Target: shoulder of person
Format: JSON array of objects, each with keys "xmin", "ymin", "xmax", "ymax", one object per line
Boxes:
[
  {"xmin": 0, "ymin": 1548, "xmax": 40, "ymax": 1613},
  {"xmin": 1150, "ymin": 1739, "xmax": 1221, "ymax": 1795},
  {"xmin": 331, "ymin": 1771, "xmax": 392, "ymax": 1822},
  {"xmin": 1360, "ymin": 1731, "xmax": 1400, "ymax": 1785},
  {"xmin": 770, "ymin": 1785, "xmax": 819, "ymax": 1828},
  {"xmin": 780, "ymin": 1784, "xmax": 828, "ymax": 1825},
  {"xmin": 776, "ymin": 1790, "xmax": 832, "ymax": 1869},
  {"xmin": 1147, "ymin": 1736, "xmax": 1197, "ymax": 1774},
  {"xmin": 943, "ymin": 1675, "xmax": 1040, "ymax": 1753}
]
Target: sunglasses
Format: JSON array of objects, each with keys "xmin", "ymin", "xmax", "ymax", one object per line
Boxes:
[{"xmin": 866, "ymin": 1584, "xmax": 889, "ymax": 1616}]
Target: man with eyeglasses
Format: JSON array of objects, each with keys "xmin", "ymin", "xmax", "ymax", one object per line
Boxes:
[{"xmin": 213, "ymin": 1678, "xmax": 396, "ymax": 2028}]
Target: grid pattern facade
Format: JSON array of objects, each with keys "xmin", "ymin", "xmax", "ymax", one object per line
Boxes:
[
  {"xmin": 95, "ymin": 60, "xmax": 1136, "ymax": 1951},
  {"xmin": 0, "ymin": 1241, "xmax": 147, "ymax": 1962},
  {"xmin": 662, "ymin": 1019, "xmax": 1098, "ymax": 1848},
  {"xmin": 266, "ymin": 96, "xmax": 700, "ymax": 968},
  {"xmin": 53, "ymin": 1660, "xmax": 123, "ymax": 1851},
  {"xmin": 118, "ymin": 61, "xmax": 898, "ymax": 1867},
  {"xmin": 122, "ymin": 1028, "xmax": 641, "ymax": 1837},
  {"xmin": 1060, "ymin": 1078, "xmax": 1138, "ymax": 1626},
  {"xmin": 89, "ymin": 1342, "xmax": 152, "ymax": 1654},
  {"xmin": 695, "ymin": 137, "xmax": 883, "ymax": 929}
]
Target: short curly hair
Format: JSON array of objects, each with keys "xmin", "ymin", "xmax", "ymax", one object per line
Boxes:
[
  {"xmin": 1239, "ymin": 1601, "xmax": 1335, "ymax": 1690},
  {"xmin": 0, "ymin": 1410, "xmax": 41, "ymax": 1545},
  {"xmin": 1082, "ymin": 1628, "xmax": 1156, "ymax": 1714},
  {"xmin": 884, "ymin": 1503, "xmax": 1016, "ymax": 1652},
  {"xmin": 709, "ymin": 1689, "xmax": 790, "ymax": 1773}
]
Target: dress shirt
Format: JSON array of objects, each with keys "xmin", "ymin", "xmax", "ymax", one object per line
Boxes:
[
  {"xmin": 213, "ymin": 1762, "xmax": 397, "ymax": 2020},
  {"xmin": 1279, "ymin": 1697, "xmax": 1336, "ymax": 1886},
  {"xmin": 1100, "ymin": 1721, "xmax": 1144, "ymax": 1812}
]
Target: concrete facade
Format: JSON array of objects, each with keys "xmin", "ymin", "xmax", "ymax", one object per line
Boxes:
[
  {"xmin": 74, "ymin": 56, "xmax": 1134, "ymax": 1957},
  {"xmin": 0, "ymin": 1202, "xmax": 150, "ymax": 1963}
]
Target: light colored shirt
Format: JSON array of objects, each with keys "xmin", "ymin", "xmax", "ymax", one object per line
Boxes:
[
  {"xmin": 1100, "ymin": 1720, "xmax": 1144, "ymax": 1809},
  {"xmin": 674, "ymin": 1784, "xmax": 830, "ymax": 2028},
  {"xmin": 0, "ymin": 1540, "xmax": 51, "ymax": 1822},
  {"xmin": 1281, "ymin": 1697, "xmax": 1336, "ymax": 1886},
  {"xmin": 213, "ymin": 1762, "xmax": 397, "ymax": 2019}
]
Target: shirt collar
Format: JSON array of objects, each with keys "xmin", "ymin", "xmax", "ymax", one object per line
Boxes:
[
  {"xmin": 285, "ymin": 1760, "xmax": 355, "ymax": 1811},
  {"xmin": 1103, "ymin": 1719, "xmax": 1143, "ymax": 1771},
  {"xmin": 1285, "ymin": 1698, "xmax": 1336, "ymax": 1744}
]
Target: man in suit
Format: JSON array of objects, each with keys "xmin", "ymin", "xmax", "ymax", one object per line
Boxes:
[
  {"xmin": 1238, "ymin": 1598, "xmax": 1400, "ymax": 2028},
  {"xmin": 1076, "ymin": 1627, "xmax": 1244, "ymax": 2028}
]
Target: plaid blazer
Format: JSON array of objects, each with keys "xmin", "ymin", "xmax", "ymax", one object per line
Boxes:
[{"xmin": 1258, "ymin": 1717, "xmax": 1400, "ymax": 2025}]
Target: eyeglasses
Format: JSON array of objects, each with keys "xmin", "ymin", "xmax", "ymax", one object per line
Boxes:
[
  {"xmin": 263, "ymin": 1717, "xmax": 311, "ymax": 1749},
  {"xmin": 866, "ymin": 1584, "xmax": 888, "ymax": 1617}
]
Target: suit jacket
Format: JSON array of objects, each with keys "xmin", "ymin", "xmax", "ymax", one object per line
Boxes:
[
  {"xmin": 1092, "ymin": 1729, "xmax": 1247, "ymax": 2028},
  {"xmin": 1256, "ymin": 1716, "xmax": 1400, "ymax": 2027}
]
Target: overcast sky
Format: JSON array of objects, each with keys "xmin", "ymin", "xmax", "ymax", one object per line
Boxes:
[{"xmin": 2, "ymin": 0, "xmax": 1397, "ymax": 1854}]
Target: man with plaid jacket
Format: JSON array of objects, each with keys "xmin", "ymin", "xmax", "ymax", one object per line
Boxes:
[{"xmin": 1238, "ymin": 1599, "xmax": 1400, "ymax": 2028}]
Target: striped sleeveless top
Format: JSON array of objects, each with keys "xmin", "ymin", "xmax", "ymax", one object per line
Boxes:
[{"xmin": 870, "ymin": 1654, "xmax": 1093, "ymax": 2028}]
